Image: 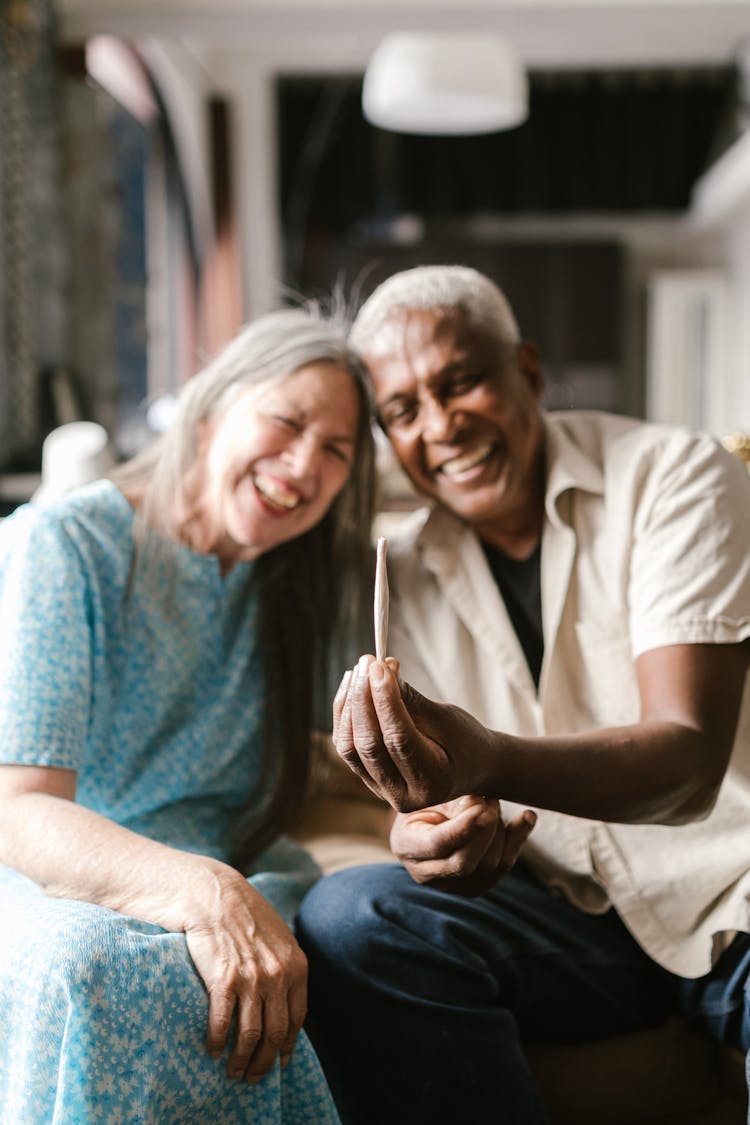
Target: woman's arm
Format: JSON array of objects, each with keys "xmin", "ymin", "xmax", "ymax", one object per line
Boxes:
[{"xmin": 0, "ymin": 764, "xmax": 307, "ymax": 1083}]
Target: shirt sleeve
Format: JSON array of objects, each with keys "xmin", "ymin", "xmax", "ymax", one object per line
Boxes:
[
  {"xmin": 0, "ymin": 505, "xmax": 93, "ymax": 770},
  {"xmin": 628, "ymin": 433, "xmax": 750, "ymax": 656}
]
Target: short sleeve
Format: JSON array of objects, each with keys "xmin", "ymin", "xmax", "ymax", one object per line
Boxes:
[
  {"xmin": 0, "ymin": 506, "xmax": 93, "ymax": 770},
  {"xmin": 628, "ymin": 434, "xmax": 750, "ymax": 656}
]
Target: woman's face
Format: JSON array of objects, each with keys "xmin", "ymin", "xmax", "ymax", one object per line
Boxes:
[{"xmin": 196, "ymin": 361, "xmax": 360, "ymax": 569}]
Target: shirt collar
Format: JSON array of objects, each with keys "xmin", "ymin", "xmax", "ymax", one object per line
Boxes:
[
  {"xmin": 543, "ymin": 412, "xmax": 605, "ymax": 526},
  {"xmin": 415, "ymin": 411, "xmax": 606, "ymax": 546}
]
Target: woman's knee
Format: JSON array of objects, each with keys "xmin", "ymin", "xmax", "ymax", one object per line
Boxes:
[{"xmin": 6, "ymin": 894, "xmax": 196, "ymax": 1005}]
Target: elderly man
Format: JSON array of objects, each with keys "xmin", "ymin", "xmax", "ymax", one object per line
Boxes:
[{"xmin": 296, "ymin": 265, "xmax": 750, "ymax": 1124}]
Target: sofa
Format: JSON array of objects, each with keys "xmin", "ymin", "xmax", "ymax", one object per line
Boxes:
[{"xmin": 292, "ymin": 736, "xmax": 747, "ymax": 1125}]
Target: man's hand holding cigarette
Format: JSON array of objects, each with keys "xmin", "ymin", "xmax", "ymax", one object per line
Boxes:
[{"xmin": 332, "ymin": 537, "xmax": 536, "ymax": 895}]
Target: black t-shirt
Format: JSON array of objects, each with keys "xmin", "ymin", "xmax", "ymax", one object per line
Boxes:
[{"xmin": 481, "ymin": 541, "xmax": 544, "ymax": 688}]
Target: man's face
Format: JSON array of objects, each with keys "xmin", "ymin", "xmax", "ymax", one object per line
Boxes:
[{"xmin": 364, "ymin": 307, "xmax": 546, "ymax": 539}]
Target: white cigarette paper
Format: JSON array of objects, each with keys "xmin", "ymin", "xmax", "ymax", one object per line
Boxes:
[{"xmin": 374, "ymin": 536, "xmax": 389, "ymax": 662}]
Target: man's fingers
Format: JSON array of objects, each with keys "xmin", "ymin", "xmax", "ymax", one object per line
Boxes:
[
  {"xmin": 472, "ymin": 807, "xmax": 536, "ymax": 882},
  {"xmin": 348, "ymin": 656, "xmax": 408, "ymax": 797},
  {"xmin": 394, "ymin": 804, "xmax": 501, "ymax": 879},
  {"xmin": 333, "ymin": 665, "xmax": 369, "ymax": 775},
  {"xmin": 406, "ymin": 804, "xmax": 497, "ymax": 859},
  {"xmin": 396, "ymin": 802, "xmax": 537, "ymax": 894},
  {"xmin": 334, "ymin": 656, "xmax": 454, "ymax": 809},
  {"xmin": 333, "ymin": 663, "xmax": 400, "ymax": 799},
  {"xmin": 332, "ymin": 668, "xmax": 352, "ymax": 744},
  {"xmin": 499, "ymin": 809, "xmax": 537, "ymax": 873},
  {"xmin": 330, "ymin": 657, "xmax": 395, "ymax": 742},
  {"xmin": 397, "ymin": 676, "xmax": 445, "ymax": 733},
  {"xmin": 367, "ymin": 663, "xmax": 427, "ymax": 769},
  {"xmin": 368, "ymin": 662, "xmax": 459, "ymax": 808}
]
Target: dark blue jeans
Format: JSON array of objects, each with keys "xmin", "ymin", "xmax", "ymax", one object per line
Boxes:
[{"xmin": 296, "ymin": 861, "xmax": 750, "ymax": 1125}]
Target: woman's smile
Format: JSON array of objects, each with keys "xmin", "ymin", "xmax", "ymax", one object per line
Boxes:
[
  {"xmin": 195, "ymin": 361, "xmax": 360, "ymax": 568},
  {"xmin": 252, "ymin": 471, "xmax": 304, "ymax": 511}
]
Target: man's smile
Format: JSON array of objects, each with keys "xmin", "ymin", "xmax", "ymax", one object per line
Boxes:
[{"xmin": 437, "ymin": 441, "xmax": 500, "ymax": 480}]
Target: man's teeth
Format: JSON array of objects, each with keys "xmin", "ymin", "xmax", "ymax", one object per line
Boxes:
[
  {"xmin": 440, "ymin": 443, "xmax": 495, "ymax": 477},
  {"xmin": 255, "ymin": 474, "xmax": 301, "ymax": 509}
]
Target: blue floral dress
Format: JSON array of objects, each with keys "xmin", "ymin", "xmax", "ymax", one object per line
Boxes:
[{"xmin": 0, "ymin": 481, "xmax": 340, "ymax": 1124}]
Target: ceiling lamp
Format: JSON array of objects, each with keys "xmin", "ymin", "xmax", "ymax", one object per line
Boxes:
[{"xmin": 362, "ymin": 31, "xmax": 528, "ymax": 135}]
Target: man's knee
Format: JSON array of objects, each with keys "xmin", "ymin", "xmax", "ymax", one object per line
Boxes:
[{"xmin": 298, "ymin": 862, "xmax": 409, "ymax": 967}]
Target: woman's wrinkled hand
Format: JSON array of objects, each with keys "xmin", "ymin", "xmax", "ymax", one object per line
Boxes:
[
  {"xmin": 184, "ymin": 867, "xmax": 308, "ymax": 1083},
  {"xmin": 333, "ymin": 655, "xmax": 499, "ymax": 812},
  {"xmin": 390, "ymin": 796, "xmax": 537, "ymax": 897}
]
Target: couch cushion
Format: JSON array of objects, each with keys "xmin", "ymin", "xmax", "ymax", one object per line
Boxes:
[{"xmin": 526, "ymin": 1016, "xmax": 744, "ymax": 1125}]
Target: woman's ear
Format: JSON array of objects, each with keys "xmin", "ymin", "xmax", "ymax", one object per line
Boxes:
[{"xmin": 517, "ymin": 340, "xmax": 544, "ymax": 398}]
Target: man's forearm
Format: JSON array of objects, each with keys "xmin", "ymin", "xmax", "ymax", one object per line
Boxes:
[
  {"xmin": 479, "ymin": 643, "xmax": 746, "ymax": 826},
  {"xmin": 482, "ymin": 719, "xmax": 722, "ymax": 826}
]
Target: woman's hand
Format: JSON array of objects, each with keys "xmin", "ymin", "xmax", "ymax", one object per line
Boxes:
[
  {"xmin": 333, "ymin": 655, "xmax": 499, "ymax": 811},
  {"xmin": 390, "ymin": 796, "xmax": 536, "ymax": 897},
  {"xmin": 184, "ymin": 866, "xmax": 308, "ymax": 1083},
  {"xmin": 0, "ymin": 772, "xmax": 308, "ymax": 1083}
]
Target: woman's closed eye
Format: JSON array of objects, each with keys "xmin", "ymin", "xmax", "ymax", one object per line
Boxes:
[
  {"xmin": 324, "ymin": 442, "xmax": 352, "ymax": 464},
  {"xmin": 272, "ymin": 414, "xmax": 301, "ymax": 431}
]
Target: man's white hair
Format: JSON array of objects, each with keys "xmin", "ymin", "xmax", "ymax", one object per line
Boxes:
[{"xmin": 350, "ymin": 265, "xmax": 520, "ymax": 352}]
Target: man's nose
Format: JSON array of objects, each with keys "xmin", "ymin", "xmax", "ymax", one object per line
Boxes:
[{"xmin": 420, "ymin": 397, "xmax": 456, "ymax": 442}]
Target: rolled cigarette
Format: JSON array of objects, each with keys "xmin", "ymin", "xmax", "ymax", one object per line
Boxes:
[{"xmin": 374, "ymin": 536, "xmax": 389, "ymax": 662}]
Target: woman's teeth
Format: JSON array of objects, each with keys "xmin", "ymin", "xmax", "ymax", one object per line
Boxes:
[
  {"xmin": 440, "ymin": 443, "xmax": 495, "ymax": 477},
  {"xmin": 254, "ymin": 474, "xmax": 301, "ymax": 509}
]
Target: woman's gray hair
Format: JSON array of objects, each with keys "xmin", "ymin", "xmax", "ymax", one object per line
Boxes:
[
  {"xmin": 115, "ymin": 306, "xmax": 374, "ymax": 544},
  {"xmin": 112, "ymin": 305, "xmax": 376, "ymax": 867},
  {"xmin": 350, "ymin": 264, "xmax": 520, "ymax": 352}
]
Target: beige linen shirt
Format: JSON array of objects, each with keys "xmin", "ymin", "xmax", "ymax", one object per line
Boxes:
[{"xmin": 388, "ymin": 410, "xmax": 750, "ymax": 978}]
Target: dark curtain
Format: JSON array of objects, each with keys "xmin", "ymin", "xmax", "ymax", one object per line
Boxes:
[
  {"xmin": 278, "ymin": 66, "xmax": 738, "ymax": 290},
  {"xmin": 0, "ymin": 0, "xmax": 66, "ymax": 470}
]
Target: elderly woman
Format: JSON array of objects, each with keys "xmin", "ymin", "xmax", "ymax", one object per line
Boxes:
[{"xmin": 0, "ymin": 308, "xmax": 375, "ymax": 1124}]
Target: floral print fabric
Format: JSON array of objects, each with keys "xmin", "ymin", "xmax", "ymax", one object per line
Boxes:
[{"xmin": 0, "ymin": 483, "xmax": 339, "ymax": 1124}]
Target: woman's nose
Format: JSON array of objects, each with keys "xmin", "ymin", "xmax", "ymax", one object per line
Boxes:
[{"xmin": 284, "ymin": 434, "xmax": 321, "ymax": 478}]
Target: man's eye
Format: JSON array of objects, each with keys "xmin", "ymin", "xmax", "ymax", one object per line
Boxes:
[
  {"xmin": 381, "ymin": 402, "xmax": 417, "ymax": 428},
  {"xmin": 445, "ymin": 371, "xmax": 481, "ymax": 396}
]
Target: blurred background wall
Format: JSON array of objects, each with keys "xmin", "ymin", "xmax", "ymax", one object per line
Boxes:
[{"xmin": 2, "ymin": 0, "xmax": 749, "ymax": 509}]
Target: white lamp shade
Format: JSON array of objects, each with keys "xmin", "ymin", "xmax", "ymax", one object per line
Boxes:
[{"xmin": 362, "ymin": 32, "xmax": 528, "ymax": 135}]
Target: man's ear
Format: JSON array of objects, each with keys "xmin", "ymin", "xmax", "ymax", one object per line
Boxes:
[{"xmin": 517, "ymin": 340, "xmax": 544, "ymax": 398}]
